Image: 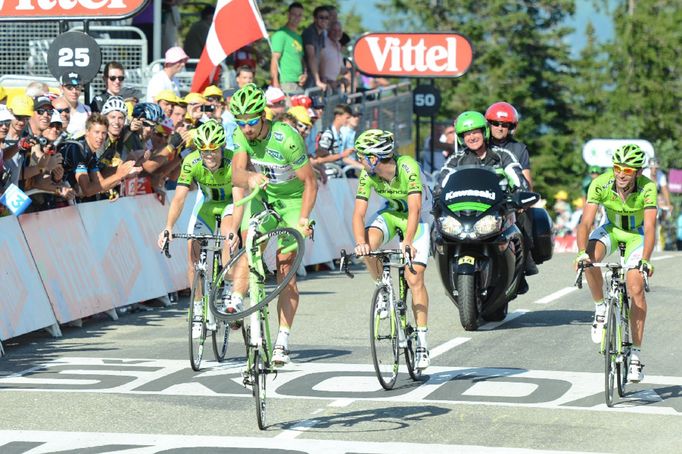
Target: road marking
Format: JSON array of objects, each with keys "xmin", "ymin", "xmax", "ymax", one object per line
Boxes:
[
  {"xmin": 275, "ymin": 418, "xmax": 320, "ymax": 440},
  {"xmin": 328, "ymin": 398, "xmax": 355, "ymax": 407},
  {"xmin": 479, "ymin": 309, "xmax": 529, "ymax": 330},
  {"xmin": 652, "ymin": 255, "xmax": 673, "ymax": 261},
  {"xmin": 430, "ymin": 336, "xmax": 471, "ymax": 359},
  {"xmin": 533, "ymin": 286, "xmax": 578, "ymax": 304}
]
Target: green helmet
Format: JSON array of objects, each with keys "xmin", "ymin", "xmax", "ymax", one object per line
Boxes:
[
  {"xmin": 612, "ymin": 144, "xmax": 645, "ymax": 168},
  {"xmin": 229, "ymin": 83, "xmax": 266, "ymax": 116},
  {"xmin": 193, "ymin": 119, "xmax": 226, "ymax": 149},
  {"xmin": 455, "ymin": 111, "xmax": 489, "ymax": 145},
  {"xmin": 354, "ymin": 129, "xmax": 395, "ymax": 157}
]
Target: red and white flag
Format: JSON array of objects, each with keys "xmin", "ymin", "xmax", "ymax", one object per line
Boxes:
[{"xmin": 190, "ymin": 0, "xmax": 268, "ymax": 93}]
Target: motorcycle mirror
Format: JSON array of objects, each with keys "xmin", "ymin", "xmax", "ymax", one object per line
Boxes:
[{"xmin": 509, "ymin": 191, "xmax": 540, "ymax": 209}]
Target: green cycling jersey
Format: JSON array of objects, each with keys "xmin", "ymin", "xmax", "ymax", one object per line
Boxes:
[
  {"xmin": 586, "ymin": 169, "xmax": 657, "ymax": 231},
  {"xmin": 356, "ymin": 154, "xmax": 424, "ymax": 211},
  {"xmin": 177, "ymin": 149, "xmax": 235, "ymax": 203},
  {"xmin": 232, "ymin": 121, "xmax": 308, "ymax": 200}
]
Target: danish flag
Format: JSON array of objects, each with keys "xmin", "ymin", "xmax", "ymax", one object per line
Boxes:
[{"xmin": 190, "ymin": 0, "xmax": 268, "ymax": 93}]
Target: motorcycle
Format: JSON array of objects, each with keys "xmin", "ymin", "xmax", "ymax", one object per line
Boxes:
[{"xmin": 432, "ymin": 165, "xmax": 540, "ymax": 331}]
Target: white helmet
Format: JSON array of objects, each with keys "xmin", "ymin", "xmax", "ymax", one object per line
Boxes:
[{"xmin": 101, "ymin": 96, "xmax": 127, "ymax": 116}]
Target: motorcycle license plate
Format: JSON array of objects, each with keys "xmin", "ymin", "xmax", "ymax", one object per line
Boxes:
[{"xmin": 458, "ymin": 256, "xmax": 475, "ymax": 265}]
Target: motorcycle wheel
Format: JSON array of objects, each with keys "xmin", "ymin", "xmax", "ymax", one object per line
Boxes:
[
  {"xmin": 456, "ymin": 274, "xmax": 478, "ymax": 331},
  {"xmin": 482, "ymin": 303, "xmax": 508, "ymax": 322}
]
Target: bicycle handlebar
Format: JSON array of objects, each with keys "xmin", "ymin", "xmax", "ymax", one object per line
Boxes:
[
  {"xmin": 575, "ymin": 261, "xmax": 651, "ymax": 291},
  {"xmin": 236, "ymin": 184, "xmax": 262, "ymax": 207},
  {"xmin": 339, "ymin": 247, "xmax": 416, "ymax": 279}
]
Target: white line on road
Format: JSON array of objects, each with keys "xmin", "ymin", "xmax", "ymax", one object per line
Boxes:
[
  {"xmin": 533, "ymin": 286, "xmax": 578, "ymax": 304},
  {"xmin": 652, "ymin": 255, "xmax": 673, "ymax": 261},
  {"xmin": 328, "ymin": 398, "xmax": 355, "ymax": 407},
  {"xmin": 479, "ymin": 309, "xmax": 529, "ymax": 330},
  {"xmin": 274, "ymin": 418, "xmax": 320, "ymax": 439},
  {"xmin": 430, "ymin": 337, "xmax": 471, "ymax": 359}
]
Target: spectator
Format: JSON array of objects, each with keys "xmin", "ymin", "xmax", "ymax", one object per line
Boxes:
[
  {"xmin": 232, "ymin": 45, "xmax": 259, "ymax": 72},
  {"xmin": 319, "ymin": 21, "xmax": 347, "ymax": 93},
  {"xmin": 25, "ymin": 81, "xmax": 50, "ymax": 98},
  {"xmin": 89, "ymin": 61, "xmax": 126, "ymax": 113},
  {"xmin": 26, "ymin": 96, "xmax": 52, "ymax": 138},
  {"xmin": 567, "ymin": 197, "xmax": 584, "ymax": 234},
  {"xmin": 642, "ymin": 157, "xmax": 672, "ymax": 211},
  {"xmin": 265, "ymin": 86, "xmax": 287, "ymax": 120},
  {"xmin": 184, "ymin": 6, "xmax": 214, "ymax": 59},
  {"xmin": 676, "ymin": 202, "xmax": 682, "ymax": 251},
  {"xmin": 270, "ymin": 2, "xmax": 307, "ymax": 95},
  {"xmin": 59, "ymin": 72, "xmax": 91, "ymax": 136},
  {"xmin": 315, "ymin": 103, "xmax": 355, "ymax": 169},
  {"xmin": 302, "ymin": 6, "xmax": 330, "ymax": 91},
  {"xmin": 0, "ymin": 105, "xmax": 14, "ymax": 172},
  {"xmin": 422, "ymin": 124, "xmax": 455, "ymax": 174},
  {"xmin": 235, "ymin": 65, "xmax": 255, "ymax": 89},
  {"xmin": 553, "ymin": 190, "xmax": 572, "ymax": 236},
  {"xmin": 42, "ymin": 110, "xmax": 64, "ymax": 143},
  {"xmin": 183, "ymin": 92, "xmax": 206, "ymax": 124},
  {"xmin": 162, "ymin": 0, "xmax": 183, "ymax": 53},
  {"xmin": 202, "ymin": 85, "xmax": 225, "ymax": 121},
  {"xmin": 52, "ymin": 96, "xmax": 72, "ymax": 135},
  {"xmin": 147, "ymin": 46, "xmax": 189, "ymax": 102},
  {"xmin": 339, "ymin": 109, "xmax": 363, "ymax": 173},
  {"xmin": 169, "ymin": 102, "xmax": 187, "ymax": 128},
  {"xmin": 99, "ymin": 96, "xmax": 144, "ymax": 174},
  {"xmin": 154, "ymin": 89, "xmax": 180, "ymax": 118},
  {"xmin": 325, "ymin": 5, "xmax": 351, "ymax": 47}
]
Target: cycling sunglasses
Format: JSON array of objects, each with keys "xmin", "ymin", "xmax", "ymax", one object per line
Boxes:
[
  {"xmin": 613, "ymin": 164, "xmax": 637, "ymax": 176},
  {"xmin": 235, "ymin": 116, "xmax": 261, "ymax": 127},
  {"xmin": 199, "ymin": 144, "xmax": 222, "ymax": 153},
  {"xmin": 108, "ymin": 75, "xmax": 125, "ymax": 82},
  {"xmin": 489, "ymin": 120, "xmax": 513, "ymax": 128}
]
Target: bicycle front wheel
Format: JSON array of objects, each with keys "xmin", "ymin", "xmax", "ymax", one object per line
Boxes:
[
  {"xmin": 370, "ymin": 285, "xmax": 399, "ymax": 390},
  {"xmin": 253, "ymin": 349, "xmax": 267, "ymax": 430},
  {"xmin": 212, "ymin": 319, "xmax": 229, "ymax": 362},
  {"xmin": 617, "ymin": 299, "xmax": 631, "ymax": 397},
  {"xmin": 402, "ymin": 289, "xmax": 421, "ymax": 381},
  {"xmin": 604, "ymin": 302, "xmax": 617, "ymax": 407},
  {"xmin": 189, "ymin": 270, "xmax": 207, "ymax": 371}
]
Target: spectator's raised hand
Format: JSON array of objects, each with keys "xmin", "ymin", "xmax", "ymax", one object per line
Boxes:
[
  {"xmin": 130, "ymin": 117, "xmax": 143, "ymax": 132},
  {"xmin": 115, "ymin": 160, "xmax": 143, "ymax": 179},
  {"xmin": 52, "ymin": 165, "xmax": 64, "ymax": 182},
  {"xmin": 57, "ymin": 186, "xmax": 75, "ymax": 200}
]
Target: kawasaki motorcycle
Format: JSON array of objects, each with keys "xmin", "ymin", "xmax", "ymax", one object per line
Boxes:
[{"xmin": 432, "ymin": 166, "xmax": 540, "ymax": 331}]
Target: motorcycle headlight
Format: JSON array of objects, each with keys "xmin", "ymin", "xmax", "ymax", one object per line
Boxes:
[
  {"xmin": 439, "ymin": 216, "xmax": 462, "ymax": 236},
  {"xmin": 474, "ymin": 215, "xmax": 502, "ymax": 236}
]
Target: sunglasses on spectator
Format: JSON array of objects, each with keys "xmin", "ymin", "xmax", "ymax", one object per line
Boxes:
[
  {"xmin": 36, "ymin": 108, "xmax": 54, "ymax": 116},
  {"xmin": 108, "ymin": 75, "xmax": 125, "ymax": 82},
  {"xmin": 489, "ymin": 120, "xmax": 513, "ymax": 128},
  {"xmin": 64, "ymin": 85, "xmax": 82, "ymax": 91},
  {"xmin": 206, "ymin": 96, "xmax": 222, "ymax": 103},
  {"xmin": 235, "ymin": 116, "xmax": 261, "ymax": 127},
  {"xmin": 14, "ymin": 115, "xmax": 30, "ymax": 122},
  {"xmin": 48, "ymin": 122, "xmax": 62, "ymax": 129},
  {"xmin": 0, "ymin": 120, "xmax": 10, "ymax": 127},
  {"xmin": 54, "ymin": 107, "xmax": 70, "ymax": 114},
  {"xmin": 317, "ymin": 14, "xmax": 330, "ymax": 20},
  {"xmin": 613, "ymin": 164, "xmax": 637, "ymax": 176}
]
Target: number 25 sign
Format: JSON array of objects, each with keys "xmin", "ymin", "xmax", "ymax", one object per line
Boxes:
[{"xmin": 47, "ymin": 31, "xmax": 102, "ymax": 85}]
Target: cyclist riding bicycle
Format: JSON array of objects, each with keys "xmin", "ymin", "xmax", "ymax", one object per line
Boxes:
[
  {"xmin": 575, "ymin": 144, "xmax": 656, "ymax": 383},
  {"xmin": 157, "ymin": 119, "xmax": 247, "ymax": 334},
  {"xmin": 352, "ymin": 129, "xmax": 433, "ymax": 370},
  {"xmin": 229, "ymin": 83, "xmax": 317, "ymax": 367}
]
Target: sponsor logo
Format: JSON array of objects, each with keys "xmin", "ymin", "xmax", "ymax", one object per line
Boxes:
[
  {"xmin": 0, "ymin": 0, "xmax": 146, "ymax": 20},
  {"xmin": 445, "ymin": 189, "xmax": 496, "ymax": 201},
  {"xmin": 273, "ymin": 131, "xmax": 284, "ymax": 142},
  {"xmin": 293, "ymin": 155, "xmax": 307, "ymax": 166},
  {"xmin": 267, "ymin": 149, "xmax": 284, "ymax": 161},
  {"xmin": 353, "ymin": 33, "xmax": 473, "ymax": 78}
]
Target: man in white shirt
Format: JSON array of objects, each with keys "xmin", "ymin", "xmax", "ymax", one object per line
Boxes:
[
  {"xmin": 146, "ymin": 47, "xmax": 189, "ymax": 102},
  {"xmin": 59, "ymin": 72, "xmax": 91, "ymax": 137}
]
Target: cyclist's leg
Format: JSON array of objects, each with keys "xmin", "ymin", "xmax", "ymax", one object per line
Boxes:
[
  {"xmin": 623, "ymin": 232, "xmax": 646, "ymax": 348},
  {"xmin": 274, "ymin": 199, "xmax": 304, "ymax": 331},
  {"xmin": 585, "ymin": 224, "xmax": 612, "ymax": 302},
  {"xmin": 187, "ymin": 200, "xmax": 215, "ymax": 300},
  {"xmin": 364, "ymin": 210, "xmax": 390, "ymax": 280}
]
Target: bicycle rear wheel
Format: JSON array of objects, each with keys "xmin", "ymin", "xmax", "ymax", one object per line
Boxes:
[
  {"xmin": 604, "ymin": 302, "xmax": 617, "ymax": 407},
  {"xmin": 402, "ymin": 289, "xmax": 421, "ymax": 381},
  {"xmin": 253, "ymin": 349, "xmax": 267, "ymax": 430},
  {"xmin": 211, "ymin": 227, "xmax": 305, "ymax": 323},
  {"xmin": 189, "ymin": 270, "xmax": 207, "ymax": 371},
  {"xmin": 617, "ymin": 299, "xmax": 631, "ymax": 397},
  {"xmin": 370, "ymin": 285, "xmax": 399, "ymax": 390},
  {"xmin": 212, "ymin": 319, "xmax": 229, "ymax": 362}
]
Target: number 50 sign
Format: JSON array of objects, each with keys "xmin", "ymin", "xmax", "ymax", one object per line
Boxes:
[{"xmin": 47, "ymin": 31, "xmax": 102, "ymax": 85}]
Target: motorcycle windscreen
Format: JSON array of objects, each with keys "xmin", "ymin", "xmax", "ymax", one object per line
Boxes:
[{"xmin": 439, "ymin": 166, "xmax": 506, "ymax": 215}]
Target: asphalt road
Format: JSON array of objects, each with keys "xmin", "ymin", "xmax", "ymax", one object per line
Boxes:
[{"xmin": 2, "ymin": 251, "xmax": 682, "ymax": 453}]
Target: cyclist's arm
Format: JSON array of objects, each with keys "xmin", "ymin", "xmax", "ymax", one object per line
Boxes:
[
  {"xmin": 231, "ymin": 151, "xmax": 265, "ymax": 189},
  {"xmin": 231, "ymin": 185, "xmax": 246, "ymax": 232},
  {"xmin": 642, "ymin": 207, "xmax": 656, "ymax": 262},
  {"xmin": 352, "ymin": 197, "xmax": 369, "ymax": 245},
  {"xmin": 165, "ymin": 184, "xmax": 190, "ymax": 231},
  {"xmin": 295, "ymin": 162, "xmax": 318, "ymax": 222},
  {"xmin": 576, "ymin": 202, "xmax": 599, "ymax": 252},
  {"xmin": 404, "ymin": 192, "xmax": 422, "ymax": 245}
]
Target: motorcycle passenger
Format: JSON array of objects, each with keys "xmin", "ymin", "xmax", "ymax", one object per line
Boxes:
[
  {"xmin": 352, "ymin": 129, "xmax": 432, "ymax": 370},
  {"xmin": 435, "ymin": 111, "xmax": 530, "ymax": 291},
  {"xmin": 575, "ymin": 144, "xmax": 655, "ymax": 383},
  {"xmin": 486, "ymin": 101, "xmax": 538, "ymax": 277}
]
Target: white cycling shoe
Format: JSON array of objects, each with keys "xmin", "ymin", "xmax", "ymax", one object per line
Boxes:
[
  {"xmin": 628, "ymin": 357, "xmax": 644, "ymax": 383},
  {"xmin": 591, "ymin": 303, "xmax": 607, "ymax": 344},
  {"xmin": 225, "ymin": 295, "xmax": 244, "ymax": 330},
  {"xmin": 415, "ymin": 347, "xmax": 430, "ymax": 370},
  {"xmin": 272, "ymin": 345, "xmax": 290, "ymax": 367}
]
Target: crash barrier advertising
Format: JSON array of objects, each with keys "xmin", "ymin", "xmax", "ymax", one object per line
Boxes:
[
  {"xmin": 0, "ymin": 0, "xmax": 149, "ymax": 21},
  {"xmin": 582, "ymin": 139, "xmax": 655, "ymax": 168},
  {"xmin": 0, "ymin": 179, "xmax": 374, "ymax": 350}
]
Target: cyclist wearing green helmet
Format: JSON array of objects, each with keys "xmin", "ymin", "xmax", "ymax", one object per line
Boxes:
[
  {"xmin": 353, "ymin": 129, "xmax": 433, "ymax": 370},
  {"xmin": 575, "ymin": 143, "xmax": 657, "ymax": 383},
  {"xmin": 158, "ymin": 119, "xmax": 248, "ymax": 333},
  {"xmin": 230, "ymin": 83, "xmax": 318, "ymax": 367}
]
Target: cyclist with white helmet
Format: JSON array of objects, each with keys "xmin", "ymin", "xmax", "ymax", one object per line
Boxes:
[
  {"xmin": 575, "ymin": 144, "xmax": 656, "ymax": 383},
  {"xmin": 352, "ymin": 129, "xmax": 433, "ymax": 370},
  {"xmin": 158, "ymin": 119, "xmax": 247, "ymax": 335}
]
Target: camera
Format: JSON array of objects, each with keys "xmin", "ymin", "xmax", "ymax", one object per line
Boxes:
[
  {"xmin": 29, "ymin": 135, "xmax": 49, "ymax": 147},
  {"xmin": 200, "ymin": 104, "xmax": 215, "ymax": 113}
]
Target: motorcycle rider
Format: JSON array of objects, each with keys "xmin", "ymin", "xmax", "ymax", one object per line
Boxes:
[
  {"xmin": 486, "ymin": 101, "xmax": 538, "ymax": 277},
  {"xmin": 436, "ymin": 110, "xmax": 531, "ymax": 292}
]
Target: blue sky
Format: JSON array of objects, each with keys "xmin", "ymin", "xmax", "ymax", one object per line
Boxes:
[{"xmin": 340, "ymin": 0, "xmax": 614, "ymax": 55}]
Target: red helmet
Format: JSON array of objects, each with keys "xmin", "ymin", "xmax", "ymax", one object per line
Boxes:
[
  {"xmin": 291, "ymin": 95, "xmax": 312, "ymax": 109},
  {"xmin": 485, "ymin": 101, "xmax": 519, "ymax": 125}
]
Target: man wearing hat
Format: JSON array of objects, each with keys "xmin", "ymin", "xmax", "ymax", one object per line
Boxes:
[
  {"xmin": 264, "ymin": 86, "xmax": 287, "ymax": 120},
  {"xmin": 59, "ymin": 72, "xmax": 91, "ymax": 136},
  {"xmin": 202, "ymin": 85, "xmax": 225, "ymax": 121},
  {"xmin": 154, "ymin": 89, "xmax": 180, "ymax": 117},
  {"xmin": 146, "ymin": 46, "xmax": 189, "ymax": 102}
]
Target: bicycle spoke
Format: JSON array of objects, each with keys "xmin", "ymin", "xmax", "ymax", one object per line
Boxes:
[
  {"xmin": 604, "ymin": 302, "xmax": 617, "ymax": 407},
  {"xmin": 370, "ymin": 285, "xmax": 399, "ymax": 390},
  {"xmin": 254, "ymin": 350, "xmax": 267, "ymax": 430},
  {"xmin": 188, "ymin": 271, "xmax": 207, "ymax": 371}
]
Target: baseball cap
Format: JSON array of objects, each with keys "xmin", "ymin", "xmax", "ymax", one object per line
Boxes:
[
  {"xmin": 49, "ymin": 110, "xmax": 63, "ymax": 125},
  {"xmin": 0, "ymin": 86, "xmax": 7, "ymax": 101},
  {"xmin": 183, "ymin": 92, "xmax": 206, "ymax": 105},
  {"xmin": 165, "ymin": 46, "xmax": 189, "ymax": 64},
  {"xmin": 265, "ymin": 86, "xmax": 286, "ymax": 106},
  {"xmin": 60, "ymin": 72, "xmax": 82, "ymax": 86},
  {"xmin": 154, "ymin": 89, "xmax": 180, "ymax": 104},
  {"xmin": 33, "ymin": 96, "xmax": 52, "ymax": 110},
  {"xmin": 288, "ymin": 106, "xmax": 311, "ymax": 126},
  {"xmin": 8, "ymin": 94, "xmax": 34, "ymax": 116},
  {"xmin": 120, "ymin": 86, "xmax": 143, "ymax": 101},
  {"xmin": 0, "ymin": 105, "xmax": 15, "ymax": 122},
  {"xmin": 223, "ymin": 87, "xmax": 236, "ymax": 99},
  {"xmin": 202, "ymin": 85, "xmax": 224, "ymax": 101}
]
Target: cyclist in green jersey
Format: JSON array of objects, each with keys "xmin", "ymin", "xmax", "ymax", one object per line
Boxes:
[
  {"xmin": 575, "ymin": 144, "xmax": 656, "ymax": 383},
  {"xmin": 229, "ymin": 83, "xmax": 317, "ymax": 366},
  {"xmin": 157, "ymin": 120, "xmax": 247, "ymax": 331},
  {"xmin": 352, "ymin": 129, "xmax": 433, "ymax": 370}
]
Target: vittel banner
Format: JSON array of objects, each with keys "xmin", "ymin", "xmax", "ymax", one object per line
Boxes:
[
  {"xmin": 0, "ymin": 0, "xmax": 148, "ymax": 21},
  {"xmin": 353, "ymin": 32, "xmax": 473, "ymax": 78}
]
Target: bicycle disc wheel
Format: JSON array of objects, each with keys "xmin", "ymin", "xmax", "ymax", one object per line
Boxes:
[
  {"xmin": 403, "ymin": 289, "xmax": 422, "ymax": 381},
  {"xmin": 370, "ymin": 285, "xmax": 399, "ymax": 390},
  {"xmin": 212, "ymin": 319, "xmax": 229, "ymax": 362},
  {"xmin": 604, "ymin": 302, "xmax": 617, "ymax": 407},
  {"xmin": 253, "ymin": 350, "xmax": 267, "ymax": 430},
  {"xmin": 189, "ymin": 270, "xmax": 207, "ymax": 371},
  {"xmin": 211, "ymin": 227, "xmax": 305, "ymax": 323}
]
